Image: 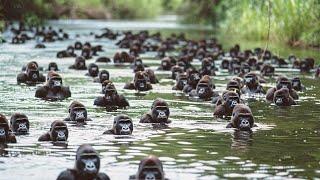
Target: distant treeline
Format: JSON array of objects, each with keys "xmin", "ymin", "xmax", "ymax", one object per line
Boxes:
[{"xmin": 0, "ymin": 0, "xmax": 319, "ymax": 47}]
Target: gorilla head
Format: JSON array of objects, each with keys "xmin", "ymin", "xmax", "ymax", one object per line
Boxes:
[
  {"xmin": 10, "ymin": 113, "xmax": 29, "ymax": 135},
  {"xmin": 67, "ymin": 46, "xmax": 75, "ymax": 55},
  {"xmin": 26, "ymin": 61, "xmax": 40, "ymax": 82},
  {"xmin": 47, "ymin": 71, "xmax": 63, "ymax": 92},
  {"xmin": 175, "ymin": 73, "xmax": 188, "ymax": 90},
  {"xmin": 273, "ymin": 88, "xmax": 293, "ymax": 106},
  {"xmin": 160, "ymin": 57, "xmax": 173, "ymax": 70},
  {"xmin": 276, "ymin": 76, "xmax": 292, "ymax": 90},
  {"xmin": 243, "ymin": 72, "xmax": 258, "ymax": 88},
  {"xmin": 98, "ymin": 70, "xmax": 110, "ymax": 83},
  {"xmin": 48, "ymin": 62, "xmax": 59, "ymax": 71},
  {"xmin": 151, "ymin": 98, "xmax": 170, "ymax": 123},
  {"xmin": 291, "ymin": 77, "xmax": 303, "ymax": 91},
  {"xmin": 104, "ymin": 83, "xmax": 118, "ymax": 104},
  {"xmin": 75, "ymin": 144, "xmax": 100, "ymax": 179},
  {"xmin": 171, "ymin": 65, "xmax": 184, "ymax": 80},
  {"xmin": 226, "ymin": 80, "xmax": 241, "ymax": 97},
  {"xmin": 195, "ymin": 75, "xmax": 214, "ymax": 99},
  {"xmin": 136, "ymin": 155, "xmax": 165, "ymax": 180},
  {"xmin": 74, "ymin": 41, "xmax": 83, "ymax": 50},
  {"xmin": 223, "ymin": 91, "xmax": 240, "ymax": 110},
  {"xmin": 81, "ymin": 47, "xmax": 91, "ymax": 59},
  {"xmin": 186, "ymin": 68, "xmax": 201, "ymax": 88},
  {"xmin": 101, "ymin": 80, "xmax": 113, "ymax": 94},
  {"xmin": 231, "ymin": 104, "xmax": 254, "ymax": 131},
  {"xmin": 74, "ymin": 56, "xmax": 87, "ymax": 69},
  {"xmin": 134, "ymin": 71, "xmax": 149, "ymax": 91},
  {"xmin": 261, "ymin": 63, "xmax": 275, "ymax": 76},
  {"xmin": 241, "ymin": 62, "xmax": 251, "ymax": 74},
  {"xmin": 68, "ymin": 101, "xmax": 88, "ymax": 124},
  {"xmin": 0, "ymin": 114, "xmax": 10, "ymax": 142},
  {"xmin": 112, "ymin": 115, "xmax": 133, "ymax": 135},
  {"xmin": 49, "ymin": 120, "xmax": 68, "ymax": 142},
  {"xmin": 87, "ymin": 63, "xmax": 99, "ymax": 77}
]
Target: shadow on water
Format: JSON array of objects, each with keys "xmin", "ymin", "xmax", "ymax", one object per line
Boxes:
[{"xmin": 0, "ymin": 16, "xmax": 319, "ymax": 179}]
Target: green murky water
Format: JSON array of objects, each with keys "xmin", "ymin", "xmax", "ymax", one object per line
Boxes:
[{"xmin": 0, "ymin": 16, "xmax": 320, "ymax": 179}]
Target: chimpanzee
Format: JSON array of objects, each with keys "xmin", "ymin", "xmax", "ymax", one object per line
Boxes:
[{"xmin": 103, "ymin": 115, "xmax": 133, "ymax": 135}]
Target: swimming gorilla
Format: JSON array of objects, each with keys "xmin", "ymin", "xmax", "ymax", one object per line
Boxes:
[
  {"xmin": 266, "ymin": 76, "xmax": 299, "ymax": 101},
  {"xmin": 189, "ymin": 75, "xmax": 217, "ymax": 101},
  {"xmin": 213, "ymin": 91, "xmax": 241, "ymax": 118},
  {"xmin": 17, "ymin": 61, "xmax": 46, "ymax": 85},
  {"xmin": 226, "ymin": 104, "xmax": 255, "ymax": 131},
  {"xmin": 57, "ymin": 144, "xmax": 110, "ymax": 180},
  {"xmin": 140, "ymin": 98, "xmax": 171, "ymax": 124},
  {"xmin": 86, "ymin": 63, "xmax": 99, "ymax": 77},
  {"xmin": 35, "ymin": 71, "xmax": 71, "ymax": 101},
  {"xmin": 241, "ymin": 72, "xmax": 265, "ymax": 94},
  {"xmin": 172, "ymin": 73, "xmax": 188, "ymax": 91},
  {"xmin": 10, "ymin": 113, "xmax": 29, "ymax": 135},
  {"xmin": 64, "ymin": 101, "xmax": 92, "ymax": 124},
  {"xmin": 103, "ymin": 115, "xmax": 133, "ymax": 135},
  {"xmin": 38, "ymin": 120, "xmax": 68, "ymax": 142},
  {"xmin": 0, "ymin": 114, "xmax": 17, "ymax": 143},
  {"xmin": 272, "ymin": 88, "xmax": 297, "ymax": 106},
  {"xmin": 291, "ymin": 77, "xmax": 305, "ymax": 92},
  {"xmin": 94, "ymin": 70, "xmax": 110, "ymax": 83},
  {"xmin": 47, "ymin": 62, "xmax": 59, "ymax": 71},
  {"xmin": 94, "ymin": 83, "xmax": 129, "ymax": 111},
  {"xmin": 129, "ymin": 155, "xmax": 167, "ymax": 180},
  {"xmin": 124, "ymin": 71, "xmax": 153, "ymax": 91},
  {"xmin": 69, "ymin": 56, "xmax": 87, "ymax": 70},
  {"xmin": 182, "ymin": 68, "xmax": 201, "ymax": 94}
]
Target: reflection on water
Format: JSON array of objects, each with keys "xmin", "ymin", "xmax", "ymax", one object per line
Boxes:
[{"xmin": 0, "ymin": 17, "xmax": 319, "ymax": 179}]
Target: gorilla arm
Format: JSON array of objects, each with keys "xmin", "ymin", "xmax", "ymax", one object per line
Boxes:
[
  {"xmin": 35, "ymin": 86, "xmax": 48, "ymax": 98},
  {"xmin": 266, "ymin": 87, "xmax": 276, "ymax": 101},
  {"xmin": 123, "ymin": 82, "xmax": 135, "ymax": 89},
  {"xmin": 213, "ymin": 104, "xmax": 226, "ymax": 118},
  {"xmin": 38, "ymin": 132, "xmax": 51, "ymax": 141},
  {"xmin": 17, "ymin": 73, "xmax": 27, "ymax": 84},
  {"xmin": 117, "ymin": 95, "xmax": 129, "ymax": 108},
  {"xmin": 140, "ymin": 113, "xmax": 153, "ymax": 123}
]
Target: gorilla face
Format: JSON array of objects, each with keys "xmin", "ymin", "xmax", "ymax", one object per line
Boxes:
[
  {"xmin": 49, "ymin": 77, "xmax": 62, "ymax": 90},
  {"xmin": 48, "ymin": 63, "xmax": 58, "ymax": 71},
  {"xmin": 176, "ymin": 77, "xmax": 188, "ymax": 90},
  {"xmin": 99, "ymin": 71, "xmax": 109, "ymax": 83},
  {"xmin": 67, "ymin": 46, "xmax": 74, "ymax": 54},
  {"xmin": 237, "ymin": 114, "xmax": 253, "ymax": 131},
  {"xmin": 226, "ymin": 95, "xmax": 240, "ymax": 109},
  {"xmin": 244, "ymin": 75, "xmax": 257, "ymax": 86},
  {"xmin": 292, "ymin": 78, "xmax": 301, "ymax": 90},
  {"xmin": 134, "ymin": 78, "xmax": 148, "ymax": 91},
  {"xmin": 241, "ymin": 65, "xmax": 251, "ymax": 74},
  {"xmin": 27, "ymin": 70, "xmax": 40, "ymax": 82},
  {"xmin": 274, "ymin": 94, "xmax": 287, "ymax": 106},
  {"xmin": 12, "ymin": 117, "xmax": 29, "ymax": 135},
  {"xmin": 161, "ymin": 60, "xmax": 171, "ymax": 70},
  {"xmin": 114, "ymin": 118, "xmax": 133, "ymax": 135},
  {"xmin": 0, "ymin": 123, "xmax": 8, "ymax": 142},
  {"xmin": 138, "ymin": 168, "xmax": 163, "ymax": 180},
  {"xmin": 196, "ymin": 83, "xmax": 212, "ymax": 99},
  {"xmin": 70, "ymin": 107, "xmax": 87, "ymax": 123},
  {"xmin": 189, "ymin": 72, "xmax": 201, "ymax": 86},
  {"xmin": 77, "ymin": 152, "xmax": 100, "ymax": 178},
  {"xmin": 151, "ymin": 106, "xmax": 170, "ymax": 123},
  {"xmin": 104, "ymin": 85, "xmax": 117, "ymax": 104},
  {"xmin": 277, "ymin": 80, "xmax": 292, "ymax": 90},
  {"xmin": 88, "ymin": 65, "xmax": 99, "ymax": 77},
  {"xmin": 51, "ymin": 125, "xmax": 68, "ymax": 141}
]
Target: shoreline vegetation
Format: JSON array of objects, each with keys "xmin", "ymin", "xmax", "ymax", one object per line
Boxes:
[{"xmin": 0, "ymin": 0, "xmax": 319, "ymax": 48}]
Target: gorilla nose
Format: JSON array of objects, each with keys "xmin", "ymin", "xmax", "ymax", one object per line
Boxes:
[
  {"xmin": 57, "ymin": 131, "xmax": 66, "ymax": 141},
  {"xmin": 18, "ymin": 124, "xmax": 28, "ymax": 133},
  {"xmin": 198, "ymin": 88, "xmax": 205, "ymax": 94},
  {"xmin": 145, "ymin": 172, "xmax": 156, "ymax": 180},
  {"xmin": 85, "ymin": 161, "xmax": 97, "ymax": 172},
  {"xmin": 276, "ymin": 98, "xmax": 283, "ymax": 104},
  {"xmin": 0, "ymin": 128, "xmax": 5, "ymax": 136},
  {"xmin": 139, "ymin": 82, "xmax": 145, "ymax": 88},
  {"xmin": 239, "ymin": 119, "xmax": 250, "ymax": 130},
  {"xmin": 32, "ymin": 74, "xmax": 38, "ymax": 79},
  {"xmin": 231, "ymin": 100, "xmax": 238, "ymax": 106},
  {"xmin": 158, "ymin": 111, "xmax": 167, "ymax": 118}
]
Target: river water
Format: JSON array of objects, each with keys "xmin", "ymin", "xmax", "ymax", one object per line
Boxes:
[{"xmin": 0, "ymin": 16, "xmax": 319, "ymax": 179}]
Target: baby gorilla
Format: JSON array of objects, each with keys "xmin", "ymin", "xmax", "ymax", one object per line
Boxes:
[
  {"xmin": 10, "ymin": 113, "xmax": 29, "ymax": 135},
  {"xmin": 86, "ymin": 63, "xmax": 99, "ymax": 77},
  {"xmin": 17, "ymin": 61, "xmax": 46, "ymax": 85},
  {"xmin": 241, "ymin": 72, "xmax": 265, "ymax": 94},
  {"xmin": 38, "ymin": 120, "xmax": 68, "ymax": 142},
  {"xmin": 57, "ymin": 144, "xmax": 110, "ymax": 180},
  {"xmin": 0, "ymin": 114, "xmax": 17, "ymax": 143},
  {"xmin": 189, "ymin": 75, "xmax": 217, "ymax": 101},
  {"xmin": 213, "ymin": 91, "xmax": 240, "ymax": 118},
  {"xmin": 266, "ymin": 76, "xmax": 298, "ymax": 101},
  {"xmin": 103, "ymin": 115, "xmax": 133, "ymax": 135},
  {"xmin": 94, "ymin": 70, "xmax": 110, "ymax": 83},
  {"xmin": 226, "ymin": 104, "xmax": 255, "ymax": 131},
  {"xmin": 94, "ymin": 83, "xmax": 129, "ymax": 111},
  {"xmin": 124, "ymin": 71, "xmax": 152, "ymax": 91},
  {"xmin": 64, "ymin": 101, "xmax": 92, "ymax": 124},
  {"xmin": 69, "ymin": 56, "xmax": 87, "ymax": 70},
  {"xmin": 35, "ymin": 71, "xmax": 71, "ymax": 101},
  {"xmin": 140, "ymin": 98, "xmax": 171, "ymax": 124},
  {"xmin": 129, "ymin": 155, "xmax": 166, "ymax": 180},
  {"xmin": 273, "ymin": 88, "xmax": 297, "ymax": 106}
]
